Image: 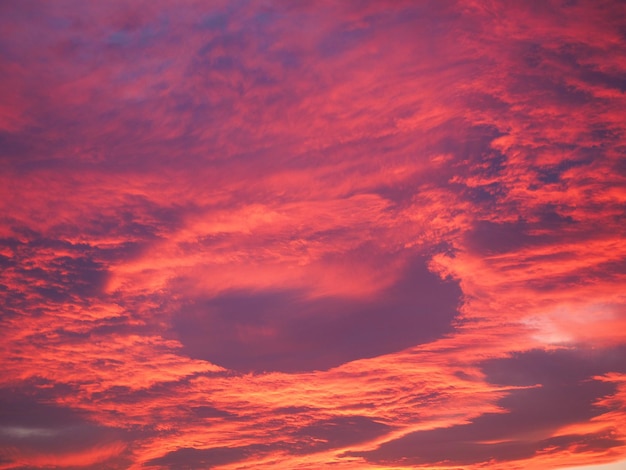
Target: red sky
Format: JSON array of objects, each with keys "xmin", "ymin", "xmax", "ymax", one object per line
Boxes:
[{"xmin": 1, "ymin": 1, "xmax": 625, "ymax": 469}]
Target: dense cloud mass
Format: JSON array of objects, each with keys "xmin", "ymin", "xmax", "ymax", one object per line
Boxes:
[{"xmin": 1, "ymin": 1, "xmax": 625, "ymax": 469}]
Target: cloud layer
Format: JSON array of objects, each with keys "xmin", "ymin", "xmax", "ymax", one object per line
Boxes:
[{"xmin": 1, "ymin": 0, "xmax": 625, "ymax": 468}]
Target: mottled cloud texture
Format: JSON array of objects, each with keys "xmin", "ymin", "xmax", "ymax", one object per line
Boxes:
[{"xmin": 1, "ymin": 1, "xmax": 625, "ymax": 469}]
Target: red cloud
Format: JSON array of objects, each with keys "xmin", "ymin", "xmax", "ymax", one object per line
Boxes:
[{"xmin": 1, "ymin": 0, "xmax": 625, "ymax": 468}]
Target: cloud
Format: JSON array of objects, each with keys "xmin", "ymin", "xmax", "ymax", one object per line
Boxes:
[
  {"xmin": 0, "ymin": 387, "xmax": 132, "ymax": 468},
  {"xmin": 171, "ymin": 256, "xmax": 461, "ymax": 372},
  {"xmin": 145, "ymin": 444, "xmax": 273, "ymax": 470},
  {"xmin": 349, "ymin": 347, "xmax": 626, "ymax": 466},
  {"xmin": 0, "ymin": 0, "xmax": 625, "ymax": 468}
]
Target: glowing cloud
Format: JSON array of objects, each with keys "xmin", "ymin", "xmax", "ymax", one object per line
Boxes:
[{"xmin": 0, "ymin": 0, "xmax": 625, "ymax": 468}]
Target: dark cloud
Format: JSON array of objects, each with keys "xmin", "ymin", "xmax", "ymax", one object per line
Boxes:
[
  {"xmin": 465, "ymin": 219, "xmax": 538, "ymax": 255},
  {"xmin": 290, "ymin": 416, "xmax": 391, "ymax": 455},
  {"xmin": 464, "ymin": 212, "xmax": 581, "ymax": 256},
  {"xmin": 0, "ymin": 387, "xmax": 132, "ymax": 467},
  {"xmin": 147, "ymin": 415, "xmax": 391, "ymax": 469},
  {"xmin": 0, "ymin": 240, "xmax": 109, "ymax": 309},
  {"xmin": 190, "ymin": 406, "xmax": 235, "ymax": 419},
  {"xmin": 172, "ymin": 256, "xmax": 461, "ymax": 372},
  {"xmin": 535, "ymin": 158, "xmax": 592, "ymax": 185},
  {"xmin": 350, "ymin": 347, "xmax": 626, "ymax": 466},
  {"xmin": 348, "ymin": 430, "xmax": 622, "ymax": 466},
  {"xmin": 481, "ymin": 346, "xmax": 626, "ymax": 387},
  {"xmin": 146, "ymin": 444, "xmax": 272, "ymax": 470}
]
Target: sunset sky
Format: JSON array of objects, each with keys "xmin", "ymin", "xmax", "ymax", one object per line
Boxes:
[{"xmin": 1, "ymin": 1, "xmax": 626, "ymax": 469}]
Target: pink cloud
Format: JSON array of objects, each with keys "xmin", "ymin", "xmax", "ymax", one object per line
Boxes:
[{"xmin": 0, "ymin": 0, "xmax": 625, "ymax": 468}]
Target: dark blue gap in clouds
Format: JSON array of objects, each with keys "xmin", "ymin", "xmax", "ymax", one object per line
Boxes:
[
  {"xmin": 289, "ymin": 416, "xmax": 392, "ymax": 455},
  {"xmin": 1, "ymin": 236, "xmax": 110, "ymax": 302},
  {"xmin": 346, "ymin": 347, "xmax": 626, "ymax": 466},
  {"xmin": 146, "ymin": 445, "xmax": 272, "ymax": 470},
  {"xmin": 146, "ymin": 444, "xmax": 269, "ymax": 470},
  {"xmin": 171, "ymin": 256, "xmax": 461, "ymax": 373},
  {"xmin": 146, "ymin": 415, "xmax": 391, "ymax": 469},
  {"xmin": 464, "ymin": 209, "xmax": 577, "ymax": 257},
  {"xmin": 0, "ymin": 386, "xmax": 136, "ymax": 469}
]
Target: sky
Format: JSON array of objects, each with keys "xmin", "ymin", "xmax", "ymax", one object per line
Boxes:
[{"xmin": 0, "ymin": 0, "xmax": 625, "ymax": 469}]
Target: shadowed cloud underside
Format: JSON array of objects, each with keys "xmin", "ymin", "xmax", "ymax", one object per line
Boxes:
[{"xmin": 172, "ymin": 257, "xmax": 461, "ymax": 372}]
